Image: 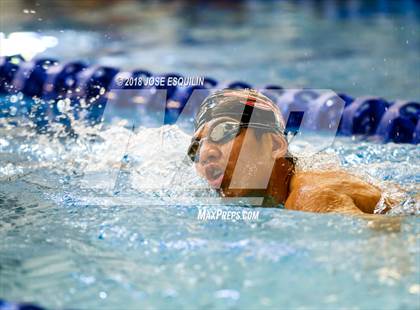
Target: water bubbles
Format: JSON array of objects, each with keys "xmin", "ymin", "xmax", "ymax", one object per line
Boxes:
[
  {"xmin": 23, "ymin": 9, "xmax": 36, "ymax": 14},
  {"xmin": 80, "ymin": 275, "xmax": 96, "ymax": 285},
  {"xmin": 377, "ymin": 267, "xmax": 401, "ymax": 286},
  {"xmin": 9, "ymin": 95, "xmax": 18, "ymax": 103},
  {"xmin": 99, "ymin": 291, "xmax": 107, "ymax": 299},
  {"xmin": 56, "ymin": 98, "xmax": 71, "ymax": 113},
  {"xmin": 56, "ymin": 99, "xmax": 66, "ymax": 112},
  {"xmin": 0, "ymin": 138, "xmax": 10, "ymax": 148},
  {"xmin": 8, "ymin": 106, "xmax": 17, "ymax": 116},
  {"xmin": 409, "ymin": 284, "xmax": 420, "ymax": 295},
  {"xmin": 214, "ymin": 289, "xmax": 240, "ymax": 300},
  {"xmin": 162, "ymin": 288, "xmax": 178, "ymax": 298},
  {"xmin": 325, "ymin": 294, "xmax": 338, "ymax": 303}
]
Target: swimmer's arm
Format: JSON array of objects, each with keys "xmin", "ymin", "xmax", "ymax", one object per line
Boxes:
[
  {"xmin": 285, "ymin": 186, "xmax": 402, "ymax": 232},
  {"xmin": 285, "ymin": 186, "xmax": 364, "ymax": 215},
  {"xmin": 288, "ymin": 171, "xmax": 381, "ymax": 214}
]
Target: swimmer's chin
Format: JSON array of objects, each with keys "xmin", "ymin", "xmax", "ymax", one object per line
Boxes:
[{"xmin": 202, "ymin": 175, "xmax": 263, "ymax": 198}]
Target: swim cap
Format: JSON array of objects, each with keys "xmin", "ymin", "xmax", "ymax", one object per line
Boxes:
[{"xmin": 194, "ymin": 89, "xmax": 285, "ymax": 133}]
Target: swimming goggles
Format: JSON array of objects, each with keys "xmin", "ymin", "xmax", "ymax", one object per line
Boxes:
[{"xmin": 187, "ymin": 117, "xmax": 278, "ymax": 163}]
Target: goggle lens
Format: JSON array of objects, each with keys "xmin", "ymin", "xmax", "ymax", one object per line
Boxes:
[
  {"xmin": 187, "ymin": 139, "xmax": 200, "ymax": 162},
  {"xmin": 209, "ymin": 121, "xmax": 241, "ymax": 143},
  {"xmin": 188, "ymin": 120, "xmax": 242, "ymax": 163}
]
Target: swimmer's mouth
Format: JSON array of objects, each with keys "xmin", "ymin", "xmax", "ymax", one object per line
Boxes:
[{"xmin": 205, "ymin": 165, "xmax": 224, "ymax": 188}]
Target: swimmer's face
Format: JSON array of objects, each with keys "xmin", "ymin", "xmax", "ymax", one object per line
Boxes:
[{"xmin": 191, "ymin": 118, "xmax": 288, "ymax": 197}]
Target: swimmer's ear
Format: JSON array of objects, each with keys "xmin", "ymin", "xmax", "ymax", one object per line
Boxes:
[{"xmin": 270, "ymin": 134, "xmax": 288, "ymax": 159}]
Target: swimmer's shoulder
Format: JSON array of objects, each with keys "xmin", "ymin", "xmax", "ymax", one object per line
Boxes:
[
  {"xmin": 287, "ymin": 170, "xmax": 382, "ymax": 214},
  {"xmin": 289, "ymin": 170, "xmax": 360, "ymax": 191}
]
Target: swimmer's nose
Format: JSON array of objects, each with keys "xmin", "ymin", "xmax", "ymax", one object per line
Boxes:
[{"xmin": 199, "ymin": 141, "xmax": 222, "ymax": 165}]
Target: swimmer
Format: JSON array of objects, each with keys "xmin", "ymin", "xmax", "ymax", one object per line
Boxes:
[{"xmin": 187, "ymin": 89, "xmax": 395, "ymax": 215}]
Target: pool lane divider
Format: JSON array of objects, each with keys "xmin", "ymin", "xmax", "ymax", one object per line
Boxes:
[
  {"xmin": 0, "ymin": 299, "xmax": 46, "ymax": 310},
  {"xmin": 0, "ymin": 55, "xmax": 418, "ymax": 144}
]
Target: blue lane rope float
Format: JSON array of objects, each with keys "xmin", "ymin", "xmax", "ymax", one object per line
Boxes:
[
  {"xmin": 0, "ymin": 55, "xmax": 25, "ymax": 93},
  {"xmin": 74, "ymin": 65, "xmax": 119, "ymax": 124},
  {"xmin": 340, "ymin": 96, "xmax": 390, "ymax": 136},
  {"xmin": 168, "ymin": 76, "xmax": 218, "ymax": 121},
  {"xmin": 0, "ymin": 56, "xmax": 418, "ymax": 144},
  {"xmin": 375, "ymin": 100, "xmax": 420, "ymax": 144},
  {"xmin": 43, "ymin": 61, "xmax": 87, "ymax": 100},
  {"xmin": 11, "ymin": 58, "xmax": 58, "ymax": 98},
  {"xmin": 0, "ymin": 299, "xmax": 45, "ymax": 310}
]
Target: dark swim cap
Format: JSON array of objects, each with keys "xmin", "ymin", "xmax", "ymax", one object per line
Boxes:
[{"xmin": 194, "ymin": 89, "xmax": 285, "ymax": 133}]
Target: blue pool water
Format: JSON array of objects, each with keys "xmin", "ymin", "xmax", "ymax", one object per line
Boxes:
[
  {"xmin": 0, "ymin": 123, "xmax": 419, "ymax": 309},
  {"xmin": 0, "ymin": 1, "xmax": 419, "ymax": 309}
]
